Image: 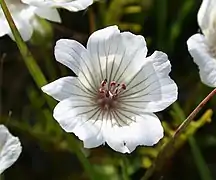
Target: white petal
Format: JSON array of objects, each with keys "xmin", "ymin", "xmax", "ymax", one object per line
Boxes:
[
  {"xmin": 86, "ymin": 26, "xmax": 148, "ymax": 83},
  {"xmin": 53, "ymin": 97, "xmax": 96, "ymax": 132},
  {"xmin": 55, "ymin": 39, "xmax": 97, "ymax": 91},
  {"xmin": 0, "ymin": 18, "xmax": 9, "ymax": 37},
  {"xmin": 55, "ymin": 39, "xmax": 90, "ymax": 75},
  {"xmin": 187, "ymin": 33, "xmax": 216, "ymax": 87},
  {"xmin": 34, "ymin": 7, "xmax": 61, "ymax": 23},
  {"xmin": 86, "ymin": 25, "xmax": 120, "ymax": 82},
  {"xmin": 111, "ymin": 31, "xmax": 148, "ymax": 83},
  {"xmin": 41, "ymin": 76, "xmax": 87, "ymax": 101},
  {"xmin": 53, "ymin": 97, "xmax": 105, "ymax": 147},
  {"xmin": 119, "ymin": 51, "xmax": 178, "ymax": 113},
  {"xmin": 73, "ymin": 120, "xmax": 105, "ymax": 148},
  {"xmin": 197, "ymin": 0, "xmax": 216, "ymax": 32},
  {"xmin": 8, "ymin": 17, "xmax": 34, "ymax": 41},
  {"xmin": 103, "ymin": 113, "xmax": 163, "ymax": 153},
  {"xmin": 21, "ymin": 0, "xmax": 93, "ymax": 12},
  {"xmin": 0, "ymin": 125, "xmax": 22, "ymax": 174},
  {"xmin": 56, "ymin": 0, "xmax": 94, "ymax": 12}
]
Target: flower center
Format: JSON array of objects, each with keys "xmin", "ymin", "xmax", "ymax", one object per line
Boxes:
[{"xmin": 97, "ymin": 79, "xmax": 126, "ymax": 111}]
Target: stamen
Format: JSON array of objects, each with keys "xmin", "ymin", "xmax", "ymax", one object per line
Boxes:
[
  {"xmin": 99, "ymin": 79, "xmax": 126, "ymax": 99},
  {"xmin": 121, "ymin": 83, "xmax": 126, "ymax": 90},
  {"xmin": 110, "ymin": 81, "xmax": 116, "ymax": 86},
  {"xmin": 101, "ymin": 79, "xmax": 107, "ymax": 87}
]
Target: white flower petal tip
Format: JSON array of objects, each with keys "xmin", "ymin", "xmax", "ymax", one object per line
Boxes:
[
  {"xmin": 0, "ymin": 1, "xmax": 61, "ymax": 41},
  {"xmin": 197, "ymin": 0, "xmax": 216, "ymax": 32},
  {"xmin": 34, "ymin": 8, "xmax": 61, "ymax": 23},
  {"xmin": 43, "ymin": 25, "xmax": 177, "ymax": 153},
  {"xmin": 189, "ymin": 1, "xmax": 216, "ymax": 87},
  {"xmin": 41, "ymin": 77, "xmax": 79, "ymax": 101},
  {"xmin": 0, "ymin": 125, "xmax": 22, "ymax": 174},
  {"xmin": 187, "ymin": 34, "xmax": 216, "ymax": 87},
  {"xmin": 103, "ymin": 114, "xmax": 164, "ymax": 153},
  {"xmin": 21, "ymin": 0, "xmax": 94, "ymax": 12}
]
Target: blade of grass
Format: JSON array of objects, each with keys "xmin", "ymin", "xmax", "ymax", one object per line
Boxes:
[
  {"xmin": 0, "ymin": 1, "xmax": 97, "ymax": 179},
  {"xmin": 168, "ymin": 0, "xmax": 194, "ymax": 51},
  {"xmin": 172, "ymin": 103, "xmax": 213, "ymax": 180},
  {"xmin": 155, "ymin": 0, "xmax": 167, "ymax": 49},
  {"xmin": 142, "ymin": 88, "xmax": 216, "ymax": 180}
]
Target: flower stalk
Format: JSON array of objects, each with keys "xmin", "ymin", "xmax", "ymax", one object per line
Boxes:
[
  {"xmin": 142, "ymin": 88, "xmax": 216, "ymax": 180},
  {"xmin": 0, "ymin": 0, "xmax": 96, "ymax": 179}
]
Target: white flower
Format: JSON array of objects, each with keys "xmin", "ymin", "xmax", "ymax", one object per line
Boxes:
[
  {"xmin": 0, "ymin": 0, "xmax": 61, "ymax": 41},
  {"xmin": 21, "ymin": 0, "xmax": 94, "ymax": 12},
  {"xmin": 187, "ymin": 0, "xmax": 216, "ymax": 87},
  {"xmin": 0, "ymin": 125, "xmax": 22, "ymax": 174},
  {"xmin": 42, "ymin": 25, "xmax": 178, "ymax": 153}
]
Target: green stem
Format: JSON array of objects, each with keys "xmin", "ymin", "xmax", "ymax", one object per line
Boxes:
[
  {"xmin": 0, "ymin": 1, "xmax": 96, "ymax": 179},
  {"xmin": 141, "ymin": 88, "xmax": 216, "ymax": 180}
]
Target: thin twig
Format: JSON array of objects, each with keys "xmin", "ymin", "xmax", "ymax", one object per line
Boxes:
[{"xmin": 141, "ymin": 88, "xmax": 216, "ymax": 180}]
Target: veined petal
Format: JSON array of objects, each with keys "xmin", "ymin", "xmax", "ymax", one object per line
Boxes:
[
  {"xmin": 86, "ymin": 25, "xmax": 120, "ymax": 82},
  {"xmin": 34, "ymin": 7, "xmax": 61, "ymax": 22},
  {"xmin": 119, "ymin": 51, "xmax": 178, "ymax": 113},
  {"xmin": 187, "ymin": 33, "xmax": 216, "ymax": 87},
  {"xmin": 53, "ymin": 97, "xmax": 105, "ymax": 147},
  {"xmin": 198, "ymin": 0, "xmax": 216, "ymax": 32},
  {"xmin": 55, "ymin": 39, "xmax": 98, "ymax": 91},
  {"xmin": 103, "ymin": 113, "xmax": 163, "ymax": 153},
  {"xmin": 55, "ymin": 39, "xmax": 90, "ymax": 76},
  {"xmin": 86, "ymin": 26, "xmax": 148, "ymax": 84},
  {"xmin": 41, "ymin": 76, "xmax": 93, "ymax": 101},
  {"xmin": 0, "ymin": 125, "xmax": 22, "ymax": 174},
  {"xmin": 53, "ymin": 96, "xmax": 98, "ymax": 133}
]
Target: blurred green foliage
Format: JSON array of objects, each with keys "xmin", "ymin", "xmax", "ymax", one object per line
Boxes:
[{"xmin": 1, "ymin": 0, "xmax": 216, "ymax": 180}]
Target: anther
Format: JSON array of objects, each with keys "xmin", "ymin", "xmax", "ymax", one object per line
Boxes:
[
  {"xmin": 110, "ymin": 81, "xmax": 116, "ymax": 86},
  {"xmin": 98, "ymin": 80, "xmax": 126, "ymax": 99},
  {"xmin": 101, "ymin": 79, "xmax": 107, "ymax": 87},
  {"xmin": 121, "ymin": 83, "xmax": 126, "ymax": 90}
]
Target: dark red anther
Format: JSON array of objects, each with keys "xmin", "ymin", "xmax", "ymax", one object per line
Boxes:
[
  {"xmin": 101, "ymin": 79, "xmax": 107, "ymax": 87},
  {"xmin": 110, "ymin": 81, "xmax": 116, "ymax": 86},
  {"xmin": 121, "ymin": 83, "xmax": 126, "ymax": 90}
]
